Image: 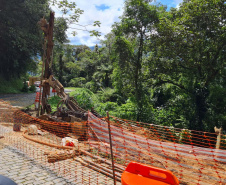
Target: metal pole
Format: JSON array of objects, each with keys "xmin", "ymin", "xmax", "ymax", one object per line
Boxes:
[{"xmin": 106, "ymin": 111, "xmax": 116, "ymax": 185}]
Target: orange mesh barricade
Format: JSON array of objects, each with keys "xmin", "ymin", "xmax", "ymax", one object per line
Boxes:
[
  {"xmin": 1, "ymin": 100, "xmax": 226, "ymax": 185},
  {"xmin": 121, "ymin": 162, "xmax": 179, "ymax": 185},
  {"xmin": 35, "ymin": 92, "xmax": 41, "ymax": 102}
]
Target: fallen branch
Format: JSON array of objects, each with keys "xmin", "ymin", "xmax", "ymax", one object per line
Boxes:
[
  {"xmin": 22, "ymin": 130, "xmax": 74, "ymax": 150},
  {"xmin": 81, "ymin": 150, "xmax": 125, "ymax": 172},
  {"xmin": 82, "ymin": 158, "xmax": 122, "ymax": 179},
  {"xmin": 45, "ymin": 150, "xmax": 78, "ymax": 163},
  {"xmin": 22, "ymin": 130, "xmax": 125, "ymax": 171}
]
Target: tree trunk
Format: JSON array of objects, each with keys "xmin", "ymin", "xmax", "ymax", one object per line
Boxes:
[
  {"xmin": 135, "ymin": 31, "xmax": 144, "ymax": 121},
  {"xmin": 59, "ymin": 53, "xmax": 63, "ymax": 84},
  {"xmin": 190, "ymin": 87, "xmax": 209, "ymax": 131},
  {"xmin": 41, "ymin": 12, "xmax": 54, "ymax": 115}
]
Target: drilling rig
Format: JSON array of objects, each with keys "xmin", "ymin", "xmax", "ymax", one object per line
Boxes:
[{"xmin": 37, "ymin": 12, "xmax": 91, "ymax": 140}]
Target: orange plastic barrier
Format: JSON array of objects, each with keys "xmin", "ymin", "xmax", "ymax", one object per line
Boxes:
[
  {"xmin": 35, "ymin": 92, "xmax": 41, "ymax": 102},
  {"xmin": 34, "ymin": 92, "xmax": 42, "ymax": 109},
  {"xmin": 121, "ymin": 162, "xmax": 179, "ymax": 185}
]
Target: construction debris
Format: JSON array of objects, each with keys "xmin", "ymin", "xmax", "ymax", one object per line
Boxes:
[
  {"xmin": 61, "ymin": 137, "xmax": 78, "ymax": 147},
  {"xmin": 44, "ymin": 150, "xmax": 78, "ymax": 163},
  {"xmin": 38, "ymin": 114, "xmax": 56, "ymax": 122}
]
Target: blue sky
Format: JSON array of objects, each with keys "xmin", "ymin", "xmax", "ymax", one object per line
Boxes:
[
  {"xmin": 155, "ymin": 0, "xmax": 182, "ymax": 9},
  {"xmin": 52, "ymin": 0, "xmax": 183, "ymax": 46},
  {"xmin": 95, "ymin": 4, "xmax": 111, "ymax": 11}
]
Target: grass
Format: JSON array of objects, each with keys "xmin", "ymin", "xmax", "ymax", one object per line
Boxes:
[
  {"xmin": 65, "ymin": 87, "xmax": 77, "ymax": 91},
  {"xmin": 68, "ymin": 87, "xmax": 99, "ymax": 110},
  {"xmin": 48, "ymin": 87, "xmax": 99, "ymax": 111},
  {"xmin": 69, "ymin": 87, "xmax": 95, "ymax": 96},
  {"xmin": 47, "ymin": 96, "xmax": 61, "ymax": 112},
  {"xmin": 26, "ymin": 103, "xmax": 35, "ymax": 110}
]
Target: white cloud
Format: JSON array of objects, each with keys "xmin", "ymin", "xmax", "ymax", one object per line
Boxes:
[
  {"xmin": 174, "ymin": 0, "xmax": 183, "ymax": 4},
  {"xmin": 51, "ymin": 0, "xmax": 124, "ymax": 46},
  {"xmin": 174, "ymin": 0, "xmax": 183, "ymax": 9},
  {"xmin": 51, "ymin": 0, "xmax": 184, "ymax": 46}
]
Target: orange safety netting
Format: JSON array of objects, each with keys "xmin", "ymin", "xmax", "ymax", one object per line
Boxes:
[
  {"xmin": 0, "ymin": 100, "xmax": 118, "ymax": 185},
  {"xmin": 88, "ymin": 113, "xmax": 226, "ymax": 185},
  {"xmin": 0, "ymin": 99, "xmax": 226, "ymax": 185}
]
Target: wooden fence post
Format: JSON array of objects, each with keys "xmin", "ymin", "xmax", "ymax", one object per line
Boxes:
[{"xmin": 214, "ymin": 126, "xmax": 222, "ymax": 149}]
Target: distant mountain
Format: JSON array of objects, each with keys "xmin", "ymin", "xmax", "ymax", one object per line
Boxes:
[
  {"xmin": 89, "ymin": 45, "xmax": 102, "ymax": 51},
  {"xmin": 66, "ymin": 45, "xmax": 101, "ymax": 51},
  {"xmin": 89, "ymin": 46, "xmax": 95, "ymax": 51}
]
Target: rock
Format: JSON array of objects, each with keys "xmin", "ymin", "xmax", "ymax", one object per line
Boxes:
[
  {"xmin": 37, "ymin": 130, "xmax": 48, "ymax": 136},
  {"xmin": 27, "ymin": 125, "xmax": 38, "ymax": 135}
]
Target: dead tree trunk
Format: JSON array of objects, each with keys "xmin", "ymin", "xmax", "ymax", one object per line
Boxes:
[{"xmin": 41, "ymin": 12, "xmax": 55, "ymax": 115}]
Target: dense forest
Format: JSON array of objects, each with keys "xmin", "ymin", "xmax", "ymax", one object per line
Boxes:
[{"xmin": 0, "ymin": 0, "xmax": 226, "ymax": 132}]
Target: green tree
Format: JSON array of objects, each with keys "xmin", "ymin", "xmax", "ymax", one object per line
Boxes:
[
  {"xmin": 149, "ymin": 0, "xmax": 226, "ymax": 131},
  {"xmin": 93, "ymin": 64, "xmax": 113, "ymax": 88},
  {"xmin": 0, "ymin": 0, "xmax": 49, "ymax": 79},
  {"xmin": 112, "ymin": 0, "xmax": 160, "ymax": 120},
  {"xmin": 51, "ymin": 17, "xmax": 69, "ymax": 85}
]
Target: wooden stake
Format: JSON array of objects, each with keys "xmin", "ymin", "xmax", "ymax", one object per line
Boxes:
[{"xmin": 214, "ymin": 126, "xmax": 222, "ymax": 149}]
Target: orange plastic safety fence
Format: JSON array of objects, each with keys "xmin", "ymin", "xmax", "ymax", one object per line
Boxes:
[
  {"xmin": 87, "ymin": 113, "xmax": 226, "ymax": 185},
  {"xmin": 0, "ymin": 99, "xmax": 226, "ymax": 185},
  {"xmin": 0, "ymin": 100, "xmax": 119, "ymax": 185}
]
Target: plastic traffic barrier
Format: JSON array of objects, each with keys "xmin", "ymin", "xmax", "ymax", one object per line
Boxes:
[
  {"xmin": 121, "ymin": 162, "xmax": 179, "ymax": 185},
  {"xmin": 35, "ymin": 92, "xmax": 41, "ymax": 102}
]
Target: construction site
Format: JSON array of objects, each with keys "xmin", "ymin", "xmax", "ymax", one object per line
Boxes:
[
  {"xmin": 0, "ymin": 12, "xmax": 226, "ymax": 185},
  {"xmin": 1, "ymin": 94, "xmax": 226, "ymax": 185}
]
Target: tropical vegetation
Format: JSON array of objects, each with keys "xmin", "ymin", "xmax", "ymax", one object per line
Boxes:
[{"xmin": 0, "ymin": 0, "xmax": 226, "ymax": 132}]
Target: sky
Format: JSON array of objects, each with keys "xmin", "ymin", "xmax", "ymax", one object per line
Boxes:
[{"xmin": 51, "ymin": 0, "xmax": 183, "ymax": 47}]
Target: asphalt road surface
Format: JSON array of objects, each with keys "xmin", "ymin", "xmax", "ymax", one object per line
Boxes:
[{"xmin": 0, "ymin": 88, "xmax": 72, "ymax": 108}]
